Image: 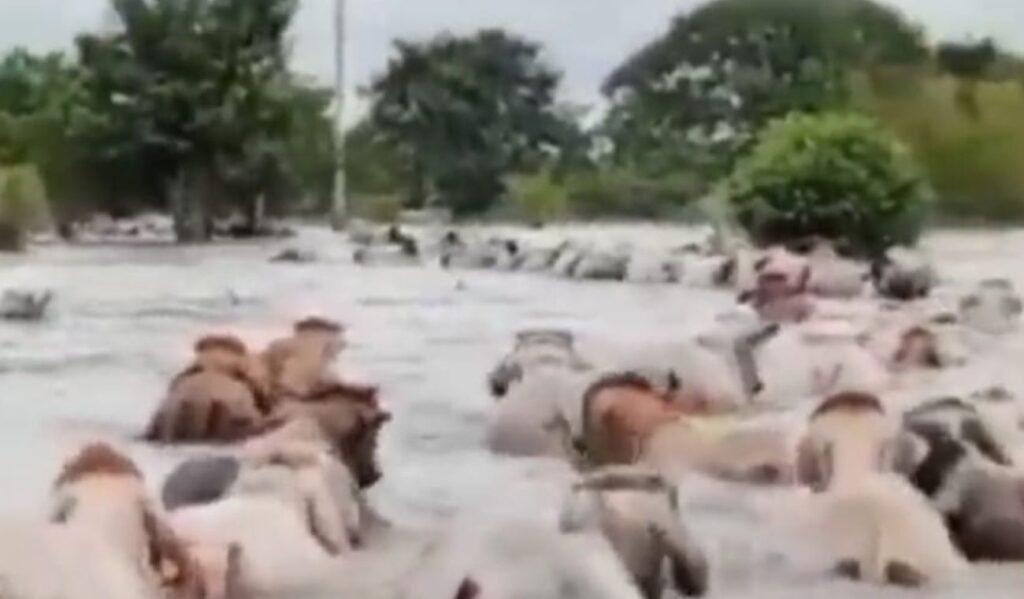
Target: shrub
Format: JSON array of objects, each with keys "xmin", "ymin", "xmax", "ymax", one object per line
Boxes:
[
  {"xmin": 0, "ymin": 164, "xmax": 49, "ymax": 250},
  {"xmin": 352, "ymin": 193, "xmax": 403, "ymax": 223},
  {"xmin": 726, "ymin": 111, "xmax": 931, "ymax": 256},
  {"xmin": 507, "ymin": 172, "xmax": 569, "ymax": 225},
  {"xmin": 566, "ymin": 169, "xmax": 700, "ymax": 220}
]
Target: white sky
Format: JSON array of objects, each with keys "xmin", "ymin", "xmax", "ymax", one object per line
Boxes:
[{"xmin": 1, "ymin": 0, "xmax": 1021, "ymax": 123}]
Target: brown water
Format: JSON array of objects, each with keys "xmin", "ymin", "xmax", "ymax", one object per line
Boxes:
[{"xmin": 2, "ymin": 224, "xmax": 1024, "ymax": 598}]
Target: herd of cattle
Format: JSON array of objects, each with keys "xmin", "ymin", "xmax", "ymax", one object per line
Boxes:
[
  {"xmin": 345, "ymin": 222, "xmax": 937, "ymax": 297},
  {"xmin": 475, "ymin": 240, "xmax": 1024, "ymax": 595},
  {"xmin": 4, "ymin": 227, "xmax": 1024, "ymax": 598}
]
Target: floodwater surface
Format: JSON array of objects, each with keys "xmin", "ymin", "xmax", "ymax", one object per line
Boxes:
[{"xmin": 2, "ymin": 224, "xmax": 1024, "ymax": 598}]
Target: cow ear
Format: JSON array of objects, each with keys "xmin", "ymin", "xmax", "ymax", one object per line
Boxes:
[
  {"xmin": 655, "ymin": 522, "xmax": 710, "ymax": 598},
  {"xmin": 50, "ymin": 494, "xmax": 76, "ymax": 524},
  {"xmin": 960, "ymin": 295, "xmax": 981, "ymax": 311},
  {"xmin": 886, "ymin": 433, "xmax": 925, "ymax": 475},
  {"xmin": 225, "ymin": 543, "xmax": 243, "ymax": 599},
  {"xmin": 303, "ymin": 474, "xmax": 348, "ymax": 557},
  {"xmin": 1004, "ymin": 296, "xmax": 1023, "ymax": 316},
  {"xmin": 141, "ymin": 507, "xmax": 194, "ymax": 591},
  {"xmin": 558, "ymin": 487, "xmax": 601, "ymax": 534},
  {"xmin": 455, "ymin": 578, "xmax": 481, "ymax": 599},
  {"xmin": 797, "ymin": 264, "xmax": 811, "ymax": 292},
  {"xmin": 569, "ymin": 354, "xmax": 592, "ymax": 373},
  {"xmin": 487, "ymin": 361, "xmax": 522, "ymax": 398},
  {"xmin": 961, "ymin": 419, "xmax": 1013, "ymax": 466},
  {"xmin": 796, "ymin": 438, "xmax": 828, "ymax": 492}
]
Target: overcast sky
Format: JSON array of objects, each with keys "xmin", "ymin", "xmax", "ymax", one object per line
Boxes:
[{"xmin": 2, "ymin": 0, "xmax": 1022, "ymax": 122}]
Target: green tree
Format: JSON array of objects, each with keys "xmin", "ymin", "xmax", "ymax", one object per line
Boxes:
[
  {"xmin": 344, "ymin": 120, "xmax": 404, "ymax": 201},
  {"xmin": 368, "ymin": 29, "xmax": 584, "ymax": 216},
  {"xmin": 0, "ymin": 50, "xmax": 80, "ymax": 164},
  {"xmin": 602, "ymin": 0, "xmax": 928, "ymax": 179},
  {"xmin": 935, "ymin": 39, "xmax": 1012, "ymax": 119},
  {"xmin": 70, "ymin": 0, "xmax": 314, "ymax": 241},
  {"xmin": 280, "ymin": 82, "xmax": 335, "ymax": 213},
  {"xmin": 0, "ymin": 50, "xmax": 97, "ymax": 232}
]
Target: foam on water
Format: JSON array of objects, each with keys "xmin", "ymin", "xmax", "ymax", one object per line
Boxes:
[{"xmin": 2, "ymin": 224, "xmax": 1024, "ymax": 597}]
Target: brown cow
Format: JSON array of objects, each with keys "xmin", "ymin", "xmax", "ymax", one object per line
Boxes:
[
  {"xmin": 159, "ymin": 379, "xmax": 390, "ymax": 513},
  {"xmin": 579, "ymin": 373, "xmax": 682, "ymax": 466},
  {"xmin": 891, "ymin": 326, "xmax": 943, "ymax": 371},
  {"xmin": 261, "ymin": 317, "xmax": 345, "ymax": 406},
  {"xmin": 0, "ymin": 442, "xmax": 235, "ymax": 599},
  {"xmin": 577, "ymin": 373, "xmax": 792, "ymax": 485},
  {"xmin": 261, "ymin": 379, "xmax": 390, "ymax": 488},
  {"xmin": 740, "ymin": 271, "xmax": 815, "ymax": 324},
  {"xmin": 145, "ymin": 335, "xmax": 270, "ymax": 444}
]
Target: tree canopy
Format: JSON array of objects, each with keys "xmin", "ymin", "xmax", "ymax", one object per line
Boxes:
[
  {"xmin": 64, "ymin": 0, "xmax": 327, "ymax": 239},
  {"xmin": 367, "ymin": 29, "xmax": 586, "ymax": 216},
  {"xmin": 601, "ymin": 0, "xmax": 928, "ymax": 179}
]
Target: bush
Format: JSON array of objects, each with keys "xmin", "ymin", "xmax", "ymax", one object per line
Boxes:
[
  {"xmin": 566, "ymin": 169, "xmax": 700, "ymax": 220},
  {"xmin": 0, "ymin": 164, "xmax": 49, "ymax": 250},
  {"xmin": 507, "ymin": 172, "xmax": 569, "ymax": 225},
  {"xmin": 726, "ymin": 112, "xmax": 931, "ymax": 256},
  {"xmin": 351, "ymin": 194, "xmax": 403, "ymax": 223}
]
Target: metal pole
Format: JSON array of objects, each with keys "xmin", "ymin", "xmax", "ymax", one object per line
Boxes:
[{"xmin": 331, "ymin": 0, "xmax": 348, "ymax": 230}]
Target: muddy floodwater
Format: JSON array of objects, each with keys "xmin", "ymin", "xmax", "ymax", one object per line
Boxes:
[{"xmin": 3, "ymin": 223, "xmax": 1024, "ymax": 598}]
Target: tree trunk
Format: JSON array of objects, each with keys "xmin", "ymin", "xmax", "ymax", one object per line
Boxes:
[
  {"xmin": 0, "ymin": 220, "xmax": 23, "ymax": 252},
  {"xmin": 407, "ymin": 157, "xmax": 427, "ymax": 209},
  {"xmin": 246, "ymin": 193, "xmax": 266, "ymax": 236},
  {"xmin": 954, "ymin": 78, "xmax": 981, "ymax": 120},
  {"xmin": 56, "ymin": 221, "xmax": 76, "ymax": 242},
  {"xmin": 170, "ymin": 167, "xmax": 212, "ymax": 243}
]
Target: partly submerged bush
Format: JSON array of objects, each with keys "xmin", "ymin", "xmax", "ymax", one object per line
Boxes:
[
  {"xmin": 507, "ymin": 171, "xmax": 569, "ymax": 225},
  {"xmin": 566, "ymin": 168, "xmax": 700, "ymax": 220},
  {"xmin": 0, "ymin": 164, "xmax": 49, "ymax": 250},
  {"xmin": 726, "ymin": 111, "xmax": 931, "ymax": 256},
  {"xmin": 351, "ymin": 193, "xmax": 403, "ymax": 223}
]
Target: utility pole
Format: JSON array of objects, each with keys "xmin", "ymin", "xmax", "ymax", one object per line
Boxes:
[{"xmin": 330, "ymin": 0, "xmax": 348, "ymax": 230}]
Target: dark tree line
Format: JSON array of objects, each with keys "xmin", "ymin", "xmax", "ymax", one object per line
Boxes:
[
  {"xmin": 365, "ymin": 29, "xmax": 587, "ymax": 216},
  {"xmin": 2, "ymin": 0, "xmax": 1022, "ymax": 239},
  {"xmin": 600, "ymin": 0, "xmax": 928, "ymax": 180},
  {"xmin": 0, "ymin": 0, "xmax": 334, "ymax": 241}
]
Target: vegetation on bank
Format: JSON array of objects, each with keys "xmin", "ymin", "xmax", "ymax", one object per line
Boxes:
[{"xmin": 0, "ymin": 0, "xmax": 1021, "ymax": 249}]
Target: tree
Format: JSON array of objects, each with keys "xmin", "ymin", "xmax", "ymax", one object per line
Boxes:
[
  {"xmin": 70, "ymin": 0, "xmax": 314, "ymax": 241},
  {"xmin": 280, "ymin": 82, "xmax": 335, "ymax": 213},
  {"xmin": 368, "ymin": 29, "xmax": 584, "ymax": 216},
  {"xmin": 344, "ymin": 120, "xmax": 404, "ymax": 200},
  {"xmin": 0, "ymin": 50, "xmax": 101, "ymax": 231},
  {"xmin": 0, "ymin": 50, "xmax": 81, "ymax": 164},
  {"xmin": 936, "ymin": 38, "xmax": 1003, "ymax": 118},
  {"xmin": 937, "ymin": 39, "xmax": 998, "ymax": 80},
  {"xmin": 602, "ymin": 0, "xmax": 928, "ymax": 179}
]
